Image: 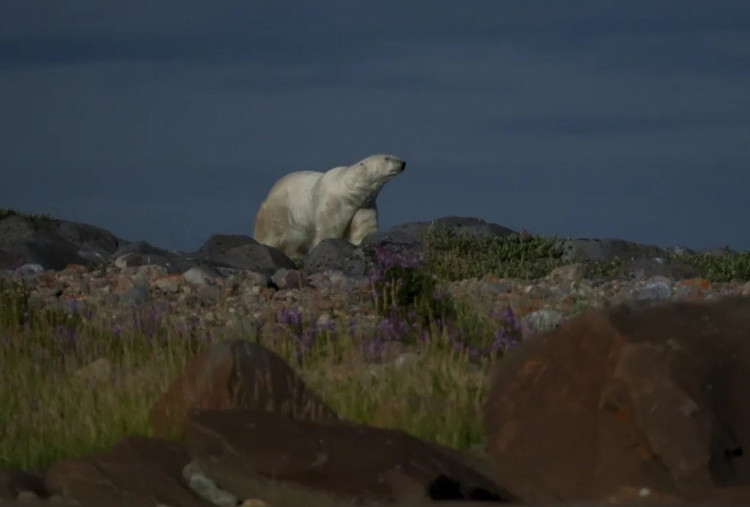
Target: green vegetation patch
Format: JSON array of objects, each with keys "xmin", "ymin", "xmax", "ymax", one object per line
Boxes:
[
  {"xmin": 668, "ymin": 251, "xmax": 750, "ymax": 282},
  {"xmin": 422, "ymin": 226, "xmax": 566, "ymax": 281}
]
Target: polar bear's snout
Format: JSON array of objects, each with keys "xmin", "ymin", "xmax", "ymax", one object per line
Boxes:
[
  {"xmin": 382, "ymin": 156, "xmax": 406, "ymax": 175},
  {"xmin": 385, "ymin": 156, "xmax": 406, "ymax": 171}
]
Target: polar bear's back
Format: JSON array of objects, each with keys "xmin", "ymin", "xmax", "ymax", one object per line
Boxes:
[
  {"xmin": 263, "ymin": 170, "xmax": 323, "ymax": 201},
  {"xmin": 254, "ymin": 170, "xmax": 325, "ymax": 256}
]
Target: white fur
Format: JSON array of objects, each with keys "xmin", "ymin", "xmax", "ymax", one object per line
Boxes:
[{"xmin": 253, "ymin": 154, "xmax": 406, "ymax": 259}]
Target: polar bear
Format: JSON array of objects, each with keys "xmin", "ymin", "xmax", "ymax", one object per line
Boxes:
[{"xmin": 253, "ymin": 154, "xmax": 406, "ymax": 259}]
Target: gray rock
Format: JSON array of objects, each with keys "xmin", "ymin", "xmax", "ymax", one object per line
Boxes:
[
  {"xmin": 112, "ymin": 240, "xmax": 170, "ymax": 258},
  {"xmin": 194, "ymin": 235, "xmax": 285, "ymax": 273},
  {"xmin": 183, "ymin": 266, "xmax": 221, "ymax": 286},
  {"xmin": 114, "ymin": 252, "xmax": 167, "ymax": 268},
  {"xmin": 183, "ymin": 463, "xmax": 237, "ymax": 507},
  {"xmin": 120, "ymin": 284, "xmax": 149, "ymax": 306},
  {"xmin": 560, "ymin": 238, "xmax": 665, "ymax": 263},
  {"xmin": 0, "ymin": 241, "xmax": 87, "ymax": 271},
  {"xmin": 196, "ymin": 285, "xmax": 222, "ymax": 304},
  {"xmin": 523, "ymin": 309, "xmax": 564, "ymax": 333},
  {"xmin": 110, "ymin": 241, "xmax": 201, "ymax": 274},
  {"xmin": 270, "ymin": 268, "xmax": 307, "ymax": 290},
  {"xmin": 152, "ymin": 275, "xmax": 183, "ymax": 294},
  {"xmin": 388, "ymin": 216, "xmax": 516, "ymax": 240},
  {"xmin": 302, "ymin": 239, "xmax": 369, "ymax": 276},
  {"xmin": 136, "ymin": 264, "xmax": 168, "ymax": 279},
  {"xmin": 15, "ymin": 263, "xmax": 45, "ymax": 275},
  {"xmin": 625, "ymin": 258, "xmax": 701, "ymax": 281},
  {"xmin": 0, "ymin": 213, "xmax": 125, "ymax": 272},
  {"xmin": 629, "ymin": 280, "xmax": 673, "ymax": 301},
  {"xmin": 197, "ymin": 234, "xmax": 256, "ymax": 256},
  {"xmin": 306, "ymin": 270, "xmax": 369, "ymax": 291},
  {"xmin": 238, "ymin": 272, "xmax": 271, "ymax": 289},
  {"xmin": 53, "ymin": 217, "xmax": 124, "ymax": 255},
  {"xmin": 196, "ymin": 240, "xmax": 295, "ymax": 274}
]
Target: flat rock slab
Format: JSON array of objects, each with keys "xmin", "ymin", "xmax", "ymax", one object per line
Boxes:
[
  {"xmin": 44, "ymin": 435, "xmax": 210, "ymax": 506},
  {"xmin": 485, "ymin": 295, "xmax": 750, "ymax": 504},
  {"xmin": 186, "ymin": 408, "xmax": 518, "ymax": 505}
]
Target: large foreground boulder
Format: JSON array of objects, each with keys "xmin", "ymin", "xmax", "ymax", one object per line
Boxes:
[
  {"xmin": 149, "ymin": 340, "xmax": 339, "ymax": 438},
  {"xmin": 186, "ymin": 408, "xmax": 517, "ymax": 505},
  {"xmin": 484, "ymin": 296, "xmax": 750, "ymax": 504}
]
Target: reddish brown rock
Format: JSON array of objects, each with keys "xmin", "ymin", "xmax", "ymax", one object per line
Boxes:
[
  {"xmin": 149, "ymin": 340, "xmax": 339, "ymax": 438},
  {"xmin": 44, "ymin": 435, "xmax": 209, "ymax": 506},
  {"xmin": 484, "ymin": 296, "xmax": 750, "ymax": 504},
  {"xmin": 186, "ymin": 408, "xmax": 518, "ymax": 504}
]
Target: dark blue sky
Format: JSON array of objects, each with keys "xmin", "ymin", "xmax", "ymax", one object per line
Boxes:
[{"xmin": 1, "ymin": 1, "xmax": 749, "ymax": 251}]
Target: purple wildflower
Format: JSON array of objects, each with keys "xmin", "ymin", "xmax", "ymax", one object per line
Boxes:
[
  {"xmin": 276, "ymin": 307, "xmax": 303, "ymax": 327},
  {"xmin": 490, "ymin": 306, "xmax": 522, "ymax": 352}
]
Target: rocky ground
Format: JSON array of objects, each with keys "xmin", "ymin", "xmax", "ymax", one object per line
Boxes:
[
  {"xmin": 2, "ymin": 211, "xmax": 750, "ymax": 506},
  {"xmin": 2, "ymin": 211, "xmax": 747, "ymax": 337},
  {"xmin": 4, "ymin": 250, "xmax": 750, "ymax": 350}
]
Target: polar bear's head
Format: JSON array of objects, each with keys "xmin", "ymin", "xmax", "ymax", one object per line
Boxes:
[
  {"xmin": 336, "ymin": 154, "xmax": 406, "ymax": 206},
  {"xmin": 355, "ymin": 154, "xmax": 406, "ymax": 184}
]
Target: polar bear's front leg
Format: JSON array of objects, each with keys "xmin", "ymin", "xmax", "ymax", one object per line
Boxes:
[
  {"xmin": 345, "ymin": 207, "xmax": 378, "ymax": 245},
  {"xmin": 311, "ymin": 198, "xmax": 355, "ymax": 250}
]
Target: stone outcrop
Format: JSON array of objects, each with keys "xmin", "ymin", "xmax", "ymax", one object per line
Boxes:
[
  {"xmin": 196, "ymin": 234, "xmax": 297, "ymax": 274},
  {"xmin": 0, "ymin": 212, "xmax": 124, "ymax": 270},
  {"xmin": 301, "ymin": 238, "xmax": 370, "ymax": 277},
  {"xmin": 149, "ymin": 340, "xmax": 339, "ymax": 438},
  {"xmin": 484, "ymin": 295, "xmax": 750, "ymax": 504},
  {"xmin": 1, "ymin": 211, "xmax": 735, "ymax": 285}
]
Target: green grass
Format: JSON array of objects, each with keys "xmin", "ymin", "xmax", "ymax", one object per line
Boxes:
[
  {"xmin": 422, "ymin": 225, "xmax": 750, "ymax": 282},
  {"xmin": 668, "ymin": 250, "xmax": 750, "ymax": 282},
  {"xmin": 0, "ymin": 278, "xmax": 503, "ymax": 473},
  {"xmin": 422, "ymin": 226, "xmax": 566, "ymax": 281}
]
